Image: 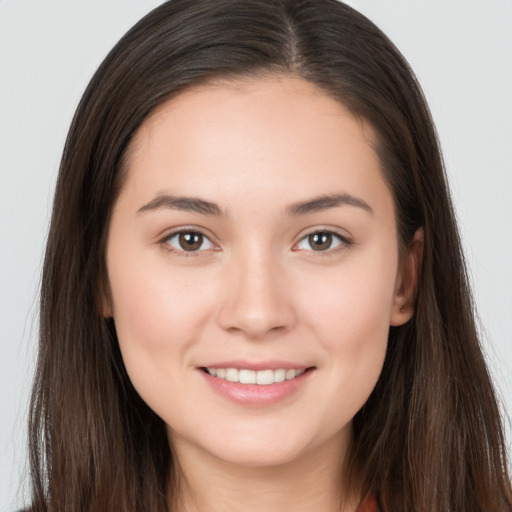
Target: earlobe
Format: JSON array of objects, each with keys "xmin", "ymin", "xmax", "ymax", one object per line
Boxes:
[
  {"xmin": 101, "ymin": 299, "xmax": 113, "ymax": 319},
  {"xmin": 390, "ymin": 227, "xmax": 424, "ymax": 326},
  {"xmin": 97, "ymin": 277, "xmax": 113, "ymax": 318}
]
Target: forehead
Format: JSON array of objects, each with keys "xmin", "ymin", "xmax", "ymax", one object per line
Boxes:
[
  {"xmin": 120, "ymin": 75, "xmax": 392, "ymax": 217},
  {"xmin": 134, "ymin": 74, "xmax": 375, "ymax": 150}
]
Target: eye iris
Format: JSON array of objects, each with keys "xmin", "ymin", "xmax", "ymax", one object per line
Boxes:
[
  {"xmin": 309, "ymin": 232, "xmax": 332, "ymax": 251},
  {"xmin": 179, "ymin": 232, "xmax": 203, "ymax": 251}
]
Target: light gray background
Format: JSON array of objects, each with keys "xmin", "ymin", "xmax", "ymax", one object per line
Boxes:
[{"xmin": 1, "ymin": 1, "xmax": 511, "ymax": 509}]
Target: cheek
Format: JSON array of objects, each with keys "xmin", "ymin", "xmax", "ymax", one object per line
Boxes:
[
  {"xmin": 311, "ymin": 272, "xmax": 393, "ymax": 348},
  {"xmin": 106, "ymin": 249, "xmax": 215, "ymax": 399},
  {"xmin": 109, "ymin": 243, "xmax": 212, "ymax": 334},
  {"xmin": 301, "ymin": 247, "xmax": 397, "ymax": 336},
  {"xmin": 296, "ymin": 245, "xmax": 397, "ymax": 409}
]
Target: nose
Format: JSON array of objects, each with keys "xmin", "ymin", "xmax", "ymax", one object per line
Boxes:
[{"xmin": 217, "ymin": 249, "xmax": 297, "ymax": 340}]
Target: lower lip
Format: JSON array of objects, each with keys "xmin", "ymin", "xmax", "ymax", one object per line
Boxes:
[{"xmin": 200, "ymin": 369, "xmax": 314, "ymax": 406}]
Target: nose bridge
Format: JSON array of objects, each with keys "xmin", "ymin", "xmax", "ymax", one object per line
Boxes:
[{"xmin": 217, "ymin": 240, "xmax": 296, "ymax": 339}]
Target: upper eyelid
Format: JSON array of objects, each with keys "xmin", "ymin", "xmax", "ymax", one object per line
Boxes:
[
  {"xmin": 159, "ymin": 226, "xmax": 217, "ymax": 243},
  {"xmin": 296, "ymin": 226, "xmax": 352, "ymax": 242}
]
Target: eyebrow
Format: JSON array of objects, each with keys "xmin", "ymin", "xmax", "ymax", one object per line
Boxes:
[
  {"xmin": 137, "ymin": 194, "xmax": 225, "ymax": 216},
  {"xmin": 285, "ymin": 193, "xmax": 373, "ymax": 216},
  {"xmin": 137, "ymin": 192, "xmax": 373, "ymax": 217}
]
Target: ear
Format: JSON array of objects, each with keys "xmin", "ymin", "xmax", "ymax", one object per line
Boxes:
[
  {"xmin": 101, "ymin": 297, "xmax": 113, "ymax": 319},
  {"xmin": 390, "ymin": 227, "xmax": 424, "ymax": 326},
  {"xmin": 97, "ymin": 276, "xmax": 113, "ymax": 318}
]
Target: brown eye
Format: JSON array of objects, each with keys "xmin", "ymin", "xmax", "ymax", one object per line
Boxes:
[
  {"xmin": 308, "ymin": 232, "xmax": 333, "ymax": 251},
  {"xmin": 295, "ymin": 230, "xmax": 347, "ymax": 253},
  {"xmin": 179, "ymin": 232, "xmax": 203, "ymax": 251},
  {"xmin": 164, "ymin": 231, "xmax": 215, "ymax": 253}
]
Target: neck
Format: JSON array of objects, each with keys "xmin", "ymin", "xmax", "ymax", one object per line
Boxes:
[{"xmin": 168, "ymin": 431, "xmax": 359, "ymax": 512}]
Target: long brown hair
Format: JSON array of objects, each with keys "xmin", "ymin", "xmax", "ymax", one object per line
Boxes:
[{"xmin": 27, "ymin": 1, "xmax": 512, "ymax": 510}]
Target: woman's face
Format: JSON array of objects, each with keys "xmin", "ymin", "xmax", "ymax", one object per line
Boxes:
[{"xmin": 105, "ymin": 76, "xmax": 412, "ymax": 468}]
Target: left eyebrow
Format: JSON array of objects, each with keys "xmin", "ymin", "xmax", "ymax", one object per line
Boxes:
[{"xmin": 285, "ymin": 193, "xmax": 373, "ymax": 216}]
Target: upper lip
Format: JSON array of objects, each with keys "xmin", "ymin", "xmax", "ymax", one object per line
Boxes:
[{"xmin": 200, "ymin": 360, "xmax": 313, "ymax": 371}]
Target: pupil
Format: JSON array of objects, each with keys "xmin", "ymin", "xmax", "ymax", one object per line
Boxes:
[
  {"xmin": 309, "ymin": 232, "xmax": 332, "ymax": 251},
  {"xmin": 179, "ymin": 232, "xmax": 202, "ymax": 251}
]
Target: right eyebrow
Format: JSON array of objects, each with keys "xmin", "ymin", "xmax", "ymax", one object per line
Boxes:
[{"xmin": 137, "ymin": 194, "xmax": 225, "ymax": 217}]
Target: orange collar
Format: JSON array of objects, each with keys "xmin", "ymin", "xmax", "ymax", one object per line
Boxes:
[{"xmin": 357, "ymin": 495, "xmax": 378, "ymax": 512}]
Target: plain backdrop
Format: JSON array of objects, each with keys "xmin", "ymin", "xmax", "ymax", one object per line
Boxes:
[{"xmin": 1, "ymin": 1, "xmax": 511, "ymax": 509}]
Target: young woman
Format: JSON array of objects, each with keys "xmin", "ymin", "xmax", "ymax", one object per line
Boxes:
[{"xmin": 24, "ymin": 1, "xmax": 512, "ymax": 511}]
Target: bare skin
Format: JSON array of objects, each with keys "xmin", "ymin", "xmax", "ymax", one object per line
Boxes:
[{"xmin": 105, "ymin": 75, "xmax": 421, "ymax": 511}]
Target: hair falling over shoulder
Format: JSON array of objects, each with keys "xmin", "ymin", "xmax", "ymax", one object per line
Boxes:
[{"xmin": 25, "ymin": 1, "xmax": 511, "ymax": 511}]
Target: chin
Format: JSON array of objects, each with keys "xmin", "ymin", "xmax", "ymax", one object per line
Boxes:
[
  {"xmin": 207, "ymin": 440, "xmax": 310, "ymax": 469},
  {"xmin": 172, "ymin": 418, "xmax": 342, "ymax": 470}
]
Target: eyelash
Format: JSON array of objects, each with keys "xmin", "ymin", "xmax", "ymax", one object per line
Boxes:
[
  {"xmin": 159, "ymin": 228, "xmax": 353, "ymax": 257},
  {"xmin": 160, "ymin": 229, "xmax": 218, "ymax": 257},
  {"xmin": 293, "ymin": 230, "xmax": 353, "ymax": 256}
]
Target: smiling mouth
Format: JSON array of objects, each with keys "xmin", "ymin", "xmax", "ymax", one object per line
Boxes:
[{"xmin": 201, "ymin": 367, "xmax": 314, "ymax": 385}]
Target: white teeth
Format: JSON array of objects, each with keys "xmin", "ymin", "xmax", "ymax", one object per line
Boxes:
[
  {"xmin": 239, "ymin": 369, "xmax": 256, "ymax": 384},
  {"xmin": 225, "ymin": 368, "xmax": 239, "ymax": 382},
  {"xmin": 206, "ymin": 367, "xmax": 307, "ymax": 385},
  {"xmin": 274, "ymin": 369, "xmax": 286, "ymax": 382},
  {"xmin": 256, "ymin": 369, "xmax": 274, "ymax": 385}
]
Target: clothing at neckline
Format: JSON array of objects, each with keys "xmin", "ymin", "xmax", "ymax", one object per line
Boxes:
[{"xmin": 357, "ymin": 495, "xmax": 378, "ymax": 512}]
